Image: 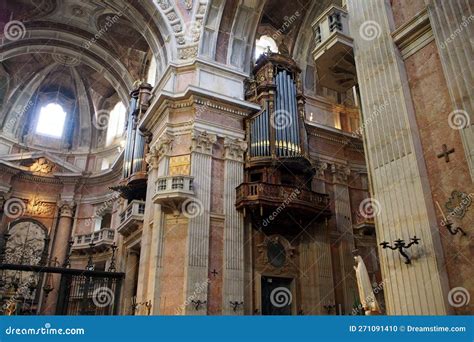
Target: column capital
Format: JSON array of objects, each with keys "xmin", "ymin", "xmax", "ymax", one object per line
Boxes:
[
  {"xmin": 331, "ymin": 163, "xmax": 350, "ymax": 184},
  {"xmin": 58, "ymin": 201, "xmax": 75, "ymax": 218},
  {"xmin": 191, "ymin": 130, "xmax": 217, "ymax": 155},
  {"xmin": 223, "ymin": 137, "xmax": 247, "ymax": 162},
  {"xmin": 146, "ymin": 133, "xmax": 174, "ymax": 169}
]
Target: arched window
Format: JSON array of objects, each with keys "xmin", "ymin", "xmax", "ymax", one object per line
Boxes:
[
  {"xmin": 255, "ymin": 35, "xmax": 279, "ymax": 60},
  {"xmin": 146, "ymin": 57, "xmax": 157, "ymax": 86},
  {"xmin": 36, "ymin": 103, "xmax": 67, "ymax": 138},
  {"xmin": 105, "ymin": 102, "xmax": 126, "ymax": 146}
]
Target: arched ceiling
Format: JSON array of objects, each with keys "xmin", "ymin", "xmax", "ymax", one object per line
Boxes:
[
  {"xmin": 0, "ymin": 0, "xmax": 175, "ymax": 152},
  {"xmin": 0, "ymin": 0, "xmax": 341, "ymax": 157}
]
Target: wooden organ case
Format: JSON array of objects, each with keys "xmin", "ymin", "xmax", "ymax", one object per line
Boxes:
[
  {"xmin": 236, "ymin": 52, "xmax": 331, "ymax": 231},
  {"xmin": 112, "ymin": 82, "xmax": 153, "ymax": 201}
]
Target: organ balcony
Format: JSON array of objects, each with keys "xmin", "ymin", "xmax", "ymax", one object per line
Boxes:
[
  {"xmin": 72, "ymin": 228, "xmax": 115, "ymax": 253},
  {"xmin": 235, "ymin": 182, "xmax": 331, "ymax": 217},
  {"xmin": 117, "ymin": 200, "xmax": 145, "ymax": 237},
  {"xmin": 152, "ymin": 175, "xmax": 195, "ymax": 212},
  {"xmin": 311, "ymin": 5, "xmax": 356, "ymax": 92}
]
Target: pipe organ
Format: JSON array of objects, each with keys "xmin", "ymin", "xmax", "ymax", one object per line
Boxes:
[
  {"xmin": 236, "ymin": 52, "xmax": 330, "ymax": 228},
  {"xmin": 247, "ymin": 54, "xmax": 308, "ymax": 160},
  {"xmin": 113, "ymin": 82, "xmax": 152, "ymax": 201}
]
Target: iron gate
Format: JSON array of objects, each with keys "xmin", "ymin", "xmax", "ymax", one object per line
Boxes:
[{"xmin": 0, "ymin": 263, "xmax": 124, "ymax": 315}]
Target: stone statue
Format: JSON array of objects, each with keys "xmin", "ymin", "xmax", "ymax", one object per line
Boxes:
[{"xmin": 354, "ymin": 255, "xmax": 380, "ymax": 315}]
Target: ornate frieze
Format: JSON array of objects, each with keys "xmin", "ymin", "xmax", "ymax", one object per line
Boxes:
[
  {"xmin": 26, "ymin": 198, "xmax": 56, "ymax": 217},
  {"xmin": 29, "ymin": 157, "xmax": 56, "ymax": 174}
]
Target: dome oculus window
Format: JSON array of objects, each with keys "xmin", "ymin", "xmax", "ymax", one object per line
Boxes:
[
  {"xmin": 255, "ymin": 35, "xmax": 279, "ymax": 60},
  {"xmin": 35, "ymin": 103, "xmax": 67, "ymax": 138}
]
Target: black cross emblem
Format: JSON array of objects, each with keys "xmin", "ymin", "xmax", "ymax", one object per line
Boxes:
[
  {"xmin": 211, "ymin": 269, "xmax": 218, "ymax": 277},
  {"xmin": 437, "ymin": 144, "xmax": 455, "ymax": 162}
]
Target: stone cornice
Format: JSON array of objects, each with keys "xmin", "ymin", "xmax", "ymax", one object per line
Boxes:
[
  {"xmin": 306, "ymin": 122, "xmax": 363, "ymax": 150},
  {"xmin": 140, "ymin": 86, "xmax": 260, "ymax": 133},
  {"xmin": 392, "ymin": 8, "xmax": 434, "ymax": 60}
]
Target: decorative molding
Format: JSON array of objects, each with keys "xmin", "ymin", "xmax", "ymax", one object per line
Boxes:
[
  {"xmin": 59, "ymin": 202, "xmax": 75, "ymax": 218},
  {"xmin": 147, "ymin": 133, "xmax": 174, "ymax": 168},
  {"xmin": 330, "ymin": 163, "xmax": 351, "ymax": 184},
  {"xmin": 392, "ymin": 8, "xmax": 434, "ymax": 60},
  {"xmin": 223, "ymin": 137, "xmax": 247, "ymax": 162},
  {"xmin": 191, "ymin": 130, "xmax": 216, "ymax": 155}
]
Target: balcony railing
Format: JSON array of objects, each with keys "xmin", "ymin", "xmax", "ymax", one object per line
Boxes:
[
  {"xmin": 117, "ymin": 200, "xmax": 145, "ymax": 237},
  {"xmin": 235, "ymin": 182, "xmax": 330, "ymax": 215},
  {"xmin": 153, "ymin": 175, "xmax": 195, "ymax": 210},
  {"xmin": 311, "ymin": 5, "xmax": 356, "ymax": 92},
  {"xmin": 72, "ymin": 228, "xmax": 115, "ymax": 252}
]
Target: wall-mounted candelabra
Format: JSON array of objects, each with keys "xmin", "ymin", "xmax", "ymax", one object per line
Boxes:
[
  {"xmin": 435, "ymin": 201, "xmax": 468, "ymax": 237},
  {"xmin": 191, "ymin": 299, "xmax": 207, "ymax": 311},
  {"xmin": 229, "ymin": 301, "xmax": 244, "ymax": 312},
  {"xmin": 85, "ymin": 242, "xmax": 95, "ymax": 270},
  {"xmin": 323, "ymin": 304, "xmax": 336, "ymax": 314},
  {"xmin": 131, "ymin": 297, "xmax": 152, "ymax": 315},
  {"xmin": 380, "ymin": 236, "xmax": 420, "ymax": 264},
  {"xmin": 62, "ymin": 239, "xmax": 74, "ymax": 268},
  {"xmin": 107, "ymin": 243, "xmax": 118, "ymax": 272}
]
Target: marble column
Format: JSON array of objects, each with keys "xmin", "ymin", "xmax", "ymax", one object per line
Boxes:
[
  {"xmin": 42, "ymin": 202, "xmax": 74, "ymax": 315},
  {"xmin": 331, "ymin": 164, "xmax": 356, "ymax": 314},
  {"xmin": 347, "ymin": 0, "xmax": 450, "ymax": 314},
  {"xmin": 222, "ymin": 137, "xmax": 246, "ymax": 315},
  {"xmin": 122, "ymin": 250, "xmax": 139, "ymax": 315},
  {"xmin": 135, "ymin": 135, "xmax": 170, "ymax": 314},
  {"xmin": 184, "ymin": 130, "xmax": 216, "ymax": 315},
  {"xmin": 427, "ymin": 0, "xmax": 474, "ymax": 180}
]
